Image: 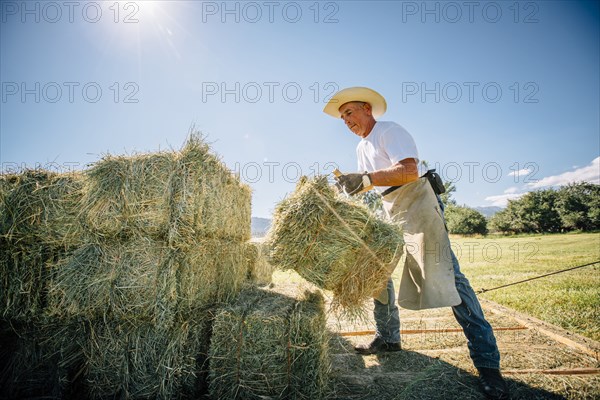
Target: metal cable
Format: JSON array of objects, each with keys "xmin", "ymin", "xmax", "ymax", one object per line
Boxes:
[{"xmin": 476, "ymin": 260, "xmax": 600, "ymax": 294}]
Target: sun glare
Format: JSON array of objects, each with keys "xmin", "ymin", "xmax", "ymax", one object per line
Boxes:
[
  {"xmin": 99, "ymin": 0, "xmax": 186, "ymax": 63},
  {"xmin": 139, "ymin": 1, "xmax": 159, "ymax": 18},
  {"xmin": 109, "ymin": 1, "xmax": 163, "ymax": 24}
]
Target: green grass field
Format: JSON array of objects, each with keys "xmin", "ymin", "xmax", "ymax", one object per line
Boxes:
[{"xmin": 450, "ymin": 232, "xmax": 600, "ymax": 341}]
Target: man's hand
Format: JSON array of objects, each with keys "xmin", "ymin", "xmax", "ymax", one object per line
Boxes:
[{"xmin": 335, "ymin": 173, "xmax": 371, "ymax": 196}]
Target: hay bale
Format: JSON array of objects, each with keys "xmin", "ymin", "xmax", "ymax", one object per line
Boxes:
[
  {"xmin": 85, "ymin": 316, "xmax": 209, "ymax": 400},
  {"xmin": 0, "ymin": 170, "xmax": 84, "ymax": 248},
  {"xmin": 0, "ymin": 242, "xmax": 52, "ymax": 320},
  {"xmin": 48, "ymin": 238, "xmax": 249, "ymax": 325},
  {"xmin": 179, "ymin": 238, "xmax": 250, "ymax": 313},
  {"xmin": 245, "ymin": 239, "xmax": 275, "ymax": 286},
  {"xmin": 209, "ymin": 286, "xmax": 330, "ymax": 399},
  {"xmin": 0, "ymin": 170, "xmax": 84, "ymax": 320},
  {"xmin": 80, "ymin": 134, "xmax": 251, "ymax": 242},
  {"xmin": 267, "ymin": 176, "xmax": 404, "ymax": 317}
]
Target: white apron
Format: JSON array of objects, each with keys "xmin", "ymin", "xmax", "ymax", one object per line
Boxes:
[{"xmin": 378, "ymin": 177, "xmax": 461, "ymax": 310}]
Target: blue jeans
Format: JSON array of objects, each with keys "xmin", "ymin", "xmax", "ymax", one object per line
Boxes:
[{"xmin": 374, "ymin": 197, "xmax": 501, "ymax": 369}]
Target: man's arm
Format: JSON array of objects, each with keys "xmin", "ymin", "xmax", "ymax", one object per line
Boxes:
[
  {"xmin": 369, "ymin": 158, "xmax": 419, "ymax": 187},
  {"xmin": 335, "ymin": 158, "xmax": 419, "ymax": 195}
]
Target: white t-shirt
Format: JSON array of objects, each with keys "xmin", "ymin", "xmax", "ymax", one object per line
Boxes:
[{"xmin": 356, "ymin": 121, "xmax": 419, "ymax": 194}]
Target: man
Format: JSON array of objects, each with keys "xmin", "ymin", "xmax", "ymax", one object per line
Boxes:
[{"xmin": 324, "ymin": 87, "xmax": 509, "ymax": 400}]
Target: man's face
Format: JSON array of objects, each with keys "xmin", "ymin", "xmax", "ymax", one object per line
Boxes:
[{"xmin": 339, "ymin": 101, "xmax": 375, "ymax": 138}]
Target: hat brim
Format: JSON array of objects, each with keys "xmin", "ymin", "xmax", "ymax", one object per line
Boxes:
[{"xmin": 323, "ymin": 87, "xmax": 387, "ymax": 118}]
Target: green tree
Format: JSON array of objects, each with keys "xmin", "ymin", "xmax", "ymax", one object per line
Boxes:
[
  {"xmin": 516, "ymin": 189, "xmax": 562, "ymax": 233},
  {"xmin": 556, "ymin": 182, "xmax": 600, "ymax": 231},
  {"xmin": 444, "ymin": 205, "xmax": 488, "ymax": 235},
  {"xmin": 488, "ymin": 208, "xmax": 514, "ymax": 234},
  {"xmin": 489, "ymin": 185, "xmax": 600, "ymax": 234},
  {"xmin": 439, "ymin": 180, "xmax": 457, "ymax": 206}
]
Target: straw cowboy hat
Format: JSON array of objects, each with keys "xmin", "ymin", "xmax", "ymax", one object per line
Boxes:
[{"xmin": 323, "ymin": 86, "xmax": 387, "ymax": 118}]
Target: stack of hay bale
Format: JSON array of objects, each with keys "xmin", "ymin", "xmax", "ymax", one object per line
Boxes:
[
  {"xmin": 60, "ymin": 135, "xmax": 253, "ymax": 399},
  {"xmin": 0, "ymin": 134, "xmax": 332, "ymax": 400},
  {"xmin": 1, "ymin": 134, "xmax": 252, "ymax": 398},
  {"xmin": 49, "ymin": 135, "xmax": 252, "ymax": 323},
  {"xmin": 0, "ymin": 170, "xmax": 90, "ymax": 397}
]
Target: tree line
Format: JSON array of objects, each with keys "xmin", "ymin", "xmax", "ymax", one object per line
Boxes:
[
  {"xmin": 361, "ymin": 181, "xmax": 599, "ymax": 235},
  {"xmin": 445, "ymin": 182, "xmax": 600, "ymax": 235}
]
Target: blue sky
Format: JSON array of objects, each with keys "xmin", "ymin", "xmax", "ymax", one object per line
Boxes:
[{"xmin": 1, "ymin": 0, "xmax": 599, "ymax": 218}]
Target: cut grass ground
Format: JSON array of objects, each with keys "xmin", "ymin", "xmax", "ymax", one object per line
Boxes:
[
  {"xmin": 270, "ymin": 232, "xmax": 600, "ymax": 399},
  {"xmin": 450, "ymin": 232, "xmax": 600, "ymax": 341}
]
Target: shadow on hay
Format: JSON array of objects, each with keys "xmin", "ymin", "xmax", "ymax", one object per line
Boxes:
[
  {"xmin": 0, "ymin": 317, "xmax": 213, "ymax": 400},
  {"xmin": 327, "ymin": 333, "xmax": 567, "ymax": 400},
  {"xmin": 0, "ymin": 319, "xmax": 88, "ymax": 400}
]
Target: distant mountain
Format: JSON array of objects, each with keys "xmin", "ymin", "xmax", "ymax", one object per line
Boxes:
[
  {"xmin": 251, "ymin": 217, "xmax": 272, "ymax": 237},
  {"xmin": 473, "ymin": 206, "xmax": 503, "ymax": 218}
]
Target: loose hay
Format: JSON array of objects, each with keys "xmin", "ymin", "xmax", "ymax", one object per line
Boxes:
[
  {"xmin": 209, "ymin": 286, "xmax": 330, "ymax": 399},
  {"xmin": 48, "ymin": 238, "xmax": 249, "ymax": 325},
  {"xmin": 267, "ymin": 176, "xmax": 404, "ymax": 317},
  {"xmin": 80, "ymin": 134, "xmax": 251, "ymax": 243}
]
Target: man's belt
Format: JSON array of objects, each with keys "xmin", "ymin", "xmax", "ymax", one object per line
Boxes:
[{"xmin": 381, "ymin": 169, "xmax": 446, "ymax": 197}]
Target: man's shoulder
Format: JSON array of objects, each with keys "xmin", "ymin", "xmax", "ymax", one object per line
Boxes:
[{"xmin": 374, "ymin": 121, "xmax": 410, "ymax": 136}]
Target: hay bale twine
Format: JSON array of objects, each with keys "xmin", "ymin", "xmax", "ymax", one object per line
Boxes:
[
  {"xmin": 209, "ymin": 285, "xmax": 330, "ymax": 399},
  {"xmin": 267, "ymin": 176, "xmax": 404, "ymax": 317}
]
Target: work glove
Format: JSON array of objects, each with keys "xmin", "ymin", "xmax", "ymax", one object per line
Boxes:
[{"xmin": 335, "ymin": 172, "xmax": 372, "ymax": 196}]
